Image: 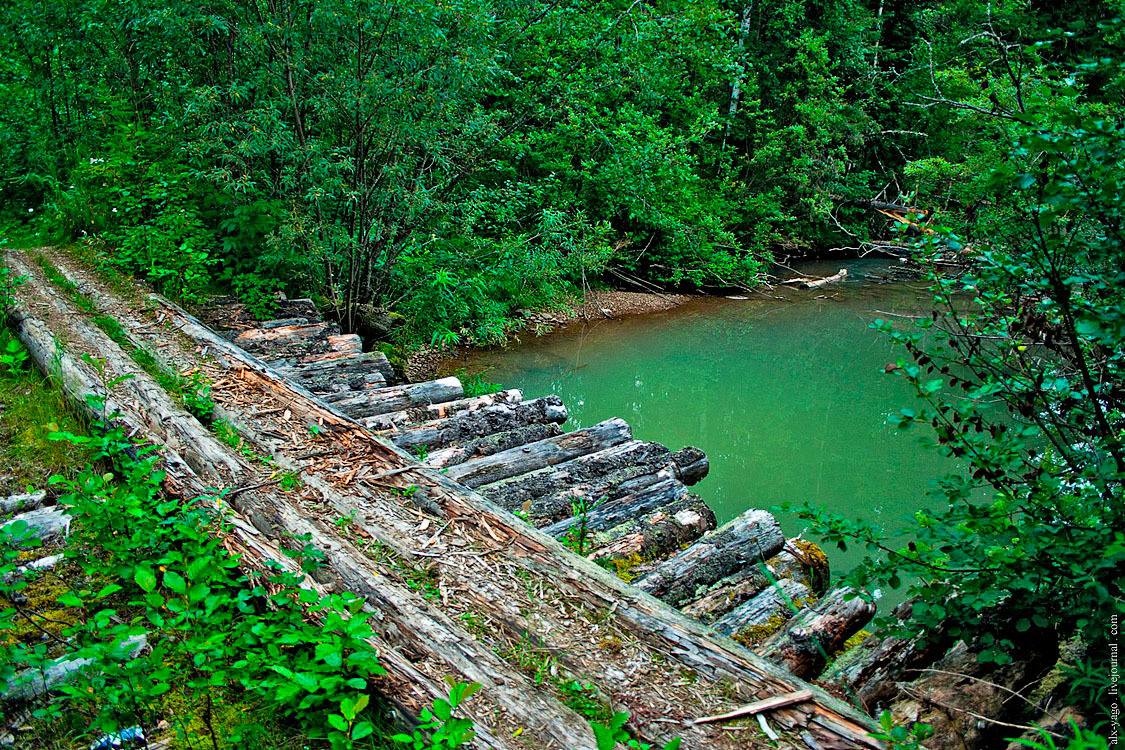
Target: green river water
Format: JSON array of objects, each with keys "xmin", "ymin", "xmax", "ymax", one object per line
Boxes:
[{"xmin": 454, "ymin": 259, "xmax": 956, "ymax": 586}]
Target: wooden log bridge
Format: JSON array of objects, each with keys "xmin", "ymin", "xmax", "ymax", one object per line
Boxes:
[{"xmin": 4, "ymin": 247, "xmax": 885, "ymax": 749}]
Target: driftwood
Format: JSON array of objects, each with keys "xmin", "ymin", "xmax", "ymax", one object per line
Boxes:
[
  {"xmin": 363, "ymin": 390, "xmax": 523, "ymax": 431},
  {"xmin": 0, "ymin": 491, "xmax": 47, "ymax": 515},
  {"xmin": 713, "ymin": 578, "xmax": 812, "ymax": 640},
  {"xmin": 422, "ymin": 423, "xmax": 565, "ymax": 468},
  {"xmin": 634, "ymin": 509, "xmax": 786, "ymax": 607},
  {"xmin": 781, "ymin": 269, "xmax": 849, "ymax": 289},
  {"xmin": 585, "ymin": 493, "xmax": 716, "ymax": 564},
  {"xmin": 444, "ymin": 418, "xmax": 634, "ymax": 488},
  {"xmin": 323, "ymin": 378, "xmax": 464, "ymax": 418},
  {"xmin": 680, "ymin": 565, "xmax": 772, "ymax": 624},
  {"xmin": 758, "ymin": 587, "xmax": 876, "ymax": 679},
  {"xmin": 391, "ymin": 397, "xmax": 567, "ymax": 452}
]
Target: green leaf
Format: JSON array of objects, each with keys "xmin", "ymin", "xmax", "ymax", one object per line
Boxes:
[
  {"xmin": 163, "ymin": 570, "xmax": 187, "ymax": 595},
  {"xmin": 134, "ymin": 567, "xmax": 157, "ymax": 593}
]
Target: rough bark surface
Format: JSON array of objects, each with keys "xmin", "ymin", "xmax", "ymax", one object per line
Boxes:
[
  {"xmin": 634, "ymin": 509, "xmax": 786, "ymax": 607},
  {"xmin": 758, "ymin": 588, "xmax": 876, "ymax": 679},
  {"xmin": 713, "ymin": 578, "xmax": 813, "ymax": 640}
]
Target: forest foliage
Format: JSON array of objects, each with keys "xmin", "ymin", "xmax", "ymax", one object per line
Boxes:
[{"xmin": 2, "ymin": 0, "xmax": 1117, "ymax": 345}]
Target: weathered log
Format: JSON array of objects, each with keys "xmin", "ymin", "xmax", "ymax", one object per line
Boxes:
[
  {"xmin": 585, "ymin": 493, "xmax": 716, "ymax": 566},
  {"xmin": 713, "ymin": 578, "xmax": 813, "ymax": 641},
  {"xmin": 323, "ymin": 377, "xmax": 464, "ymax": 419},
  {"xmin": 0, "ymin": 490, "xmax": 47, "ymax": 515},
  {"xmin": 671, "ymin": 446, "xmax": 709, "ymax": 485},
  {"xmin": 889, "ymin": 638, "xmax": 1059, "ymax": 749},
  {"xmin": 821, "ymin": 597, "xmax": 954, "ymax": 710},
  {"xmin": 444, "ymin": 418, "xmax": 634, "ymax": 488},
  {"xmin": 392, "ymin": 397, "xmax": 567, "ymax": 452},
  {"xmin": 758, "ymin": 588, "xmax": 876, "ymax": 679},
  {"xmin": 634, "ymin": 509, "xmax": 786, "ymax": 607},
  {"xmin": 2, "ymin": 506, "xmax": 70, "ymax": 542},
  {"xmin": 480, "ymin": 440, "xmax": 680, "ymax": 518},
  {"xmin": 234, "ymin": 323, "xmax": 332, "ymax": 352},
  {"xmin": 769, "ymin": 540, "xmax": 831, "ymax": 597},
  {"xmin": 282, "ymin": 348, "xmax": 395, "ymax": 384},
  {"xmin": 541, "ymin": 477, "xmax": 691, "ymax": 536},
  {"xmin": 1, "ymin": 635, "xmax": 147, "ymax": 704},
  {"xmin": 422, "ymin": 423, "xmax": 565, "ymax": 468},
  {"xmin": 260, "ymin": 316, "xmax": 310, "ymax": 329},
  {"xmin": 10, "ymin": 258, "xmax": 591, "ymax": 749},
  {"xmin": 680, "ymin": 566, "xmax": 773, "ymax": 624},
  {"xmin": 327, "ymin": 333, "xmax": 362, "ymax": 354},
  {"xmin": 363, "ymin": 389, "xmax": 523, "ymax": 431},
  {"xmin": 275, "ymin": 353, "xmax": 389, "ymax": 394}
]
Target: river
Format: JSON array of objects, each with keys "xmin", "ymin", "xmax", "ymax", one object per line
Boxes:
[{"xmin": 450, "ymin": 259, "xmax": 956, "ymax": 587}]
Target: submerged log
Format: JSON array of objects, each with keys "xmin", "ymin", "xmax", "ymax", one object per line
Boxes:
[
  {"xmin": 363, "ymin": 389, "xmax": 523, "ymax": 431},
  {"xmin": 479, "ymin": 440, "xmax": 678, "ymax": 517},
  {"xmin": 680, "ymin": 566, "xmax": 773, "ymax": 624},
  {"xmin": 713, "ymin": 578, "xmax": 813, "ymax": 641},
  {"xmin": 758, "ymin": 587, "xmax": 876, "ymax": 679},
  {"xmin": 323, "ymin": 378, "xmax": 464, "ymax": 419},
  {"xmin": 585, "ymin": 493, "xmax": 716, "ymax": 566},
  {"xmin": 633, "ymin": 509, "xmax": 786, "ymax": 607},
  {"xmin": 444, "ymin": 418, "xmax": 633, "ymax": 488},
  {"xmin": 391, "ymin": 397, "xmax": 567, "ymax": 452}
]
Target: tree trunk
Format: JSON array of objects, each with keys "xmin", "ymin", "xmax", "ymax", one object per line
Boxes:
[
  {"xmin": 585, "ymin": 493, "xmax": 716, "ymax": 565},
  {"xmin": 680, "ymin": 565, "xmax": 772, "ymax": 624},
  {"xmin": 391, "ymin": 396, "xmax": 567, "ymax": 451},
  {"xmin": 363, "ymin": 390, "xmax": 523, "ymax": 432},
  {"xmin": 422, "ymin": 423, "xmax": 565, "ymax": 468},
  {"xmin": 323, "ymin": 377, "xmax": 464, "ymax": 418}
]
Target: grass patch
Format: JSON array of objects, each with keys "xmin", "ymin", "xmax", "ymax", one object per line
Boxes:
[{"xmin": 0, "ymin": 328, "xmax": 88, "ymax": 496}]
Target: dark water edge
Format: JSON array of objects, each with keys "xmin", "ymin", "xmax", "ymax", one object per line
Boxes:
[{"xmin": 451, "ymin": 259, "xmax": 957, "ymax": 600}]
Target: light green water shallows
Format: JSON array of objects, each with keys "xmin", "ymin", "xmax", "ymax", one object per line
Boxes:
[{"xmin": 454, "ymin": 259, "xmax": 956, "ymax": 584}]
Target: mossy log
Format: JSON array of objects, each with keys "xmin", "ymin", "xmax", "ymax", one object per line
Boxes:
[
  {"xmin": 821, "ymin": 597, "xmax": 954, "ymax": 710},
  {"xmin": 713, "ymin": 578, "xmax": 813, "ymax": 642},
  {"xmin": 1, "ymin": 635, "xmax": 147, "ymax": 704},
  {"xmin": 769, "ymin": 540, "xmax": 831, "ymax": 597},
  {"xmin": 391, "ymin": 396, "xmax": 567, "ymax": 452},
  {"xmin": 680, "ymin": 566, "xmax": 773, "ymax": 624},
  {"xmin": 633, "ymin": 509, "xmax": 786, "ymax": 607},
  {"xmin": 363, "ymin": 390, "xmax": 523, "ymax": 432},
  {"xmin": 322, "ymin": 377, "xmax": 464, "ymax": 419},
  {"xmin": 443, "ymin": 418, "xmax": 634, "ymax": 488},
  {"xmin": 585, "ymin": 492, "xmax": 716, "ymax": 565},
  {"xmin": 758, "ymin": 587, "xmax": 876, "ymax": 679},
  {"xmin": 670, "ymin": 446, "xmax": 709, "ymax": 484}
]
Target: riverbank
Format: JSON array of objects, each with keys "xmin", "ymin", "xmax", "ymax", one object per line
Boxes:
[{"xmin": 407, "ymin": 288, "xmax": 697, "ymax": 380}]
